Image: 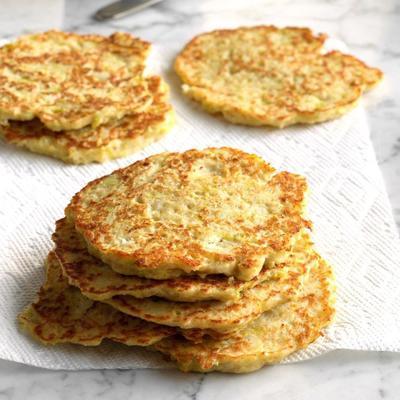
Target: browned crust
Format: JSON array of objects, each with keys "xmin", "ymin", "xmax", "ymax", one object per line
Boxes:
[
  {"xmin": 175, "ymin": 25, "xmax": 327, "ymax": 82},
  {"xmin": 0, "ymin": 30, "xmax": 152, "ymax": 131},
  {"xmin": 53, "ymin": 218, "xmax": 287, "ymax": 303},
  {"xmin": 152, "ymin": 258, "xmax": 335, "ymax": 373},
  {"xmin": 18, "ymin": 252, "xmax": 176, "ymax": 346},
  {"xmin": 0, "ymin": 76, "xmax": 171, "ymax": 149},
  {"xmin": 17, "ymin": 252, "xmax": 287, "ymax": 346},
  {"xmin": 66, "ymin": 148, "xmax": 311, "ymax": 280},
  {"xmin": 174, "ymin": 25, "xmax": 383, "ymax": 128}
]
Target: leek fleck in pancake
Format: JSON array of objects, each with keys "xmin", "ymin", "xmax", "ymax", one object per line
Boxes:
[
  {"xmin": 66, "ymin": 148, "xmax": 311, "ymax": 281},
  {"xmin": 0, "ymin": 30, "xmax": 152, "ymax": 131},
  {"xmin": 0, "ymin": 76, "xmax": 174, "ymax": 164},
  {"xmin": 54, "ymin": 218, "xmax": 309, "ymax": 303},
  {"xmin": 175, "ymin": 26, "xmax": 383, "ymax": 128},
  {"xmin": 103, "ymin": 244, "xmax": 316, "ymax": 334},
  {"xmin": 153, "ymin": 257, "xmax": 335, "ymax": 373},
  {"xmin": 18, "ymin": 252, "xmax": 175, "ymax": 346}
]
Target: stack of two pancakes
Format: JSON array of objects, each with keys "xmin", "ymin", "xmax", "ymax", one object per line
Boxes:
[
  {"xmin": 0, "ymin": 31, "xmax": 174, "ymax": 164},
  {"xmin": 19, "ymin": 148, "xmax": 335, "ymax": 373}
]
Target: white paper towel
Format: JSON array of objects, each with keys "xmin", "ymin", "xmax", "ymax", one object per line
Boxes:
[{"xmin": 0, "ymin": 37, "xmax": 400, "ymax": 370}]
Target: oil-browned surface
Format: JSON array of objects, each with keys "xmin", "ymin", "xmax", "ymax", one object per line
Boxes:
[
  {"xmin": 175, "ymin": 26, "xmax": 383, "ymax": 127},
  {"xmin": 153, "ymin": 256, "xmax": 335, "ymax": 373},
  {"xmin": 54, "ymin": 218, "xmax": 297, "ymax": 302},
  {"xmin": 18, "ymin": 253, "xmax": 335, "ymax": 372},
  {"xmin": 0, "ymin": 76, "xmax": 175, "ymax": 164},
  {"xmin": 0, "ymin": 30, "xmax": 152, "ymax": 131},
  {"xmin": 17, "ymin": 252, "xmax": 249, "ymax": 346},
  {"xmin": 66, "ymin": 148, "xmax": 311, "ymax": 281},
  {"xmin": 105, "ymin": 241, "xmax": 314, "ymax": 333},
  {"xmin": 18, "ymin": 252, "xmax": 175, "ymax": 346}
]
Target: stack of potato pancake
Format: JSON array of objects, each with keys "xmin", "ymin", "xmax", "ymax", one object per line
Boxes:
[
  {"xmin": 0, "ymin": 31, "xmax": 174, "ymax": 164},
  {"xmin": 19, "ymin": 147, "xmax": 335, "ymax": 373}
]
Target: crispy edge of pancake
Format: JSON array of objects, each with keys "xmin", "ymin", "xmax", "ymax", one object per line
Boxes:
[
  {"xmin": 152, "ymin": 256, "xmax": 336, "ymax": 373},
  {"xmin": 18, "ymin": 252, "xmax": 175, "ymax": 346},
  {"xmin": 16, "ymin": 252, "xmax": 271, "ymax": 346},
  {"xmin": 174, "ymin": 26, "xmax": 383, "ymax": 128},
  {"xmin": 53, "ymin": 218, "xmax": 306, "ymax": 303},
  {"xmin": 102, "ymin": 245, "xmax": 316, "ymax": 333},
  {"xmin": 180, "ymin": 84, "xmax": 362, "ymax": 128},
  {"xmin": 0, "ymin": 77, "xmax": 175, "ymax": 164}
]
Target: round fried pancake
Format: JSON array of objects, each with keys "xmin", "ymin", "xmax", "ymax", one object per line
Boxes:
[
  {"xmin": 0, "ymin": 30, "xmax": 152, "ymax": 131},
  {"xmin": 153, "ymin": 256, "xmax": 335, "ymax": 373},
  {"xmin": 0, "ymin": 76, "xmax": 174, "ymax": 164},
  {"xmin": 103, "ymin": 244, "xmax": 316, "ymax": 334},
  {"xmin": 66, "ymin": 148, "xmax": 311, "ymax": 281},
  {"xmin": 175, "ymin": 26, "xmax": 383, "ymax": 127},
  {"xmin": 18, "ymin": 252, "xmax": 175, "ymax": 346},
  {"xmin": 53, "ymin": 218, "xmax": 308, "ymax": 302}
]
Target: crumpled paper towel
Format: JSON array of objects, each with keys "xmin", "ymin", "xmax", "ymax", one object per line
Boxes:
[{"xmin": 0, "ymin": 34, "xmax": 399, "ymax": 370}]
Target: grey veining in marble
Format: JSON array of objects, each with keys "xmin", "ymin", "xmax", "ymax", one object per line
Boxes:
[
  {"xmin": 0, "ymin": 0, "xmax": 399, "ymax": 399},
  {"xmin": 0, "ymin": 351, "xmax": 400, "ymax": 400}
]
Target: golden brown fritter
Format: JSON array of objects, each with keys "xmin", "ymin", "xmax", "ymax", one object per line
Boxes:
[
  {"xmin": 0, "ymin": 30, "xmax": 152, "ymax": 131},
  {"xmin": 66, "ymin": 148, "xmax": 311, "ymax": 281},
  {"xmin": 175, "ymin": 26, "xmax": 382, "ymax": 127}
]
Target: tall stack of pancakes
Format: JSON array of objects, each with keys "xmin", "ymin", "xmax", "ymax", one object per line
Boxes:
[
  {"xmin": 0, "ymin": 31, "xmax": 174, "ymax": 164},
  {"xmin": 19, "ymin": 147, "xmax": 335, "ymax": 373}
]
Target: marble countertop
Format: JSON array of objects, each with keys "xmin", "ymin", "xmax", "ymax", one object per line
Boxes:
[{"xmin": 1, "ymin": 0, "xmax": 399, "ymax": 399}]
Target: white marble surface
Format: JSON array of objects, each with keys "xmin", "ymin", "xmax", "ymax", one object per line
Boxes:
[{"xmin": 1, "ymin": 0, "xmax": 399, "ymax": 398}]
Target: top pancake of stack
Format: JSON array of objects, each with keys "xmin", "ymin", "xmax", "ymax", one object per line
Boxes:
[
  {"xmin": 0, "ymin": 30, "xmax": 151, "ymax": 130},
  {"xmin": 66, "ymin": 147, "xmax": 311, "ymax": 281},
  {"xmin": 0, "ymin": 31, "xmax": 175, "ymax": 163}
]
